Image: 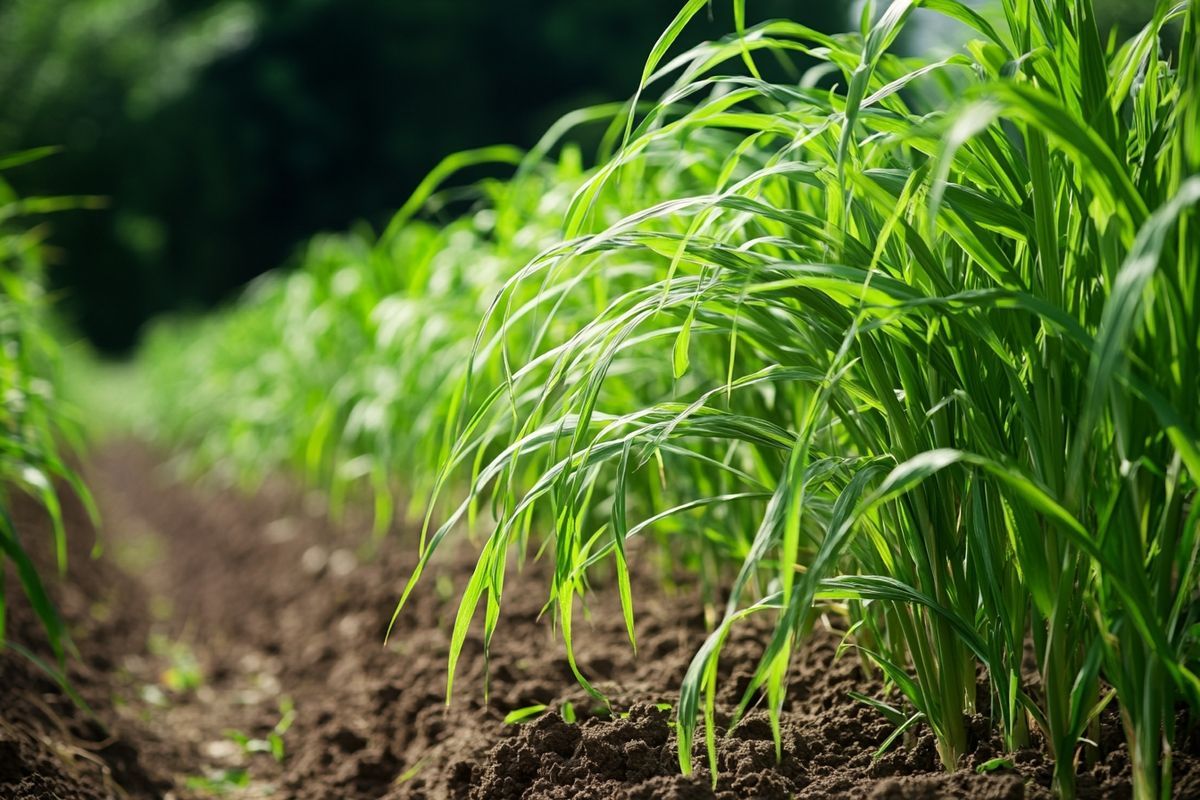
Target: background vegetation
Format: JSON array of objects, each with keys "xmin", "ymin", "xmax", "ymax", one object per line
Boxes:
[
  {"xmin": 0, "ymin": 0, "xmax": 844, "ymax": 353},
  {"xmin": 0, "ymin": 150, "xmax": 96, "ymax": 664}
]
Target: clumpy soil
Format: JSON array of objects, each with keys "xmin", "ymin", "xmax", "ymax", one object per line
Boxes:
[{"xmin": 3, "ymin": 440, "xmax": 1199, "ymax": 799}]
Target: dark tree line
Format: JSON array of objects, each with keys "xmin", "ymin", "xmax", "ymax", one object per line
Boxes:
[{"xmin": 0, "ymin": 0, "xmax": 843, "ymax": 353}]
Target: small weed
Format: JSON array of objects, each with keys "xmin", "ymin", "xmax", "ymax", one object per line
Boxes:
[
  {"xmin": 184, "ymin": 768, "xmax": 249, "ymax": 795},
  {"xmin": 224, "ymin": 697, "xmax": 296, "ymax": 764}
]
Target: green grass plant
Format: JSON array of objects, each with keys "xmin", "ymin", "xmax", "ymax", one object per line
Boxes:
[
  {"xmin": 0, "ymin": 148, "xmax": 98, "ymax": 662},
  {"xmin": 404, "ymin": 3, "xmax": 1200, "ymax": 797}
]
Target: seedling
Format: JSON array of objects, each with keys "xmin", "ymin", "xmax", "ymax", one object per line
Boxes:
[
  {"xmin": 502, "ymin": 703, "xmax": 547, "ymax": 725},
  {"xmin": 184, "ymin": 768, "xmax": 250, "ymax": 795},
  {"xmin": 149, "ymin": 634, "xmax": 203, "ymax": 693},
  {"xmin": 224, "ymin": 697, "xmax": 296, "ymax": 763},
  {"xmin": 976, "ymin": 757, "xmax": 1016, "ymax": 774}
]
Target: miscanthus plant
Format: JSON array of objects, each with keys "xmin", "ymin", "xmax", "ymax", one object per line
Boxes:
[
  {"xmin": 131, "ymin": 0, "xmax": 1198, "ymax": 796},
  {"xmin": 391, "ymin": 1, "xmax": 1200, "ymax": 798},
  {"xmin": 0, "ymin": 148, "xmax": 97, "ymax": 663}
]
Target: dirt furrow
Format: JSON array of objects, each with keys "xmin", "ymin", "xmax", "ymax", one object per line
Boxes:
[{"xmin": 5, "ymin": 441, "xmax": 1197, "ymax": 799}]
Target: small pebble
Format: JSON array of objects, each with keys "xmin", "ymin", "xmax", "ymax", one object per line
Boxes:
[
  {"xmin": 301, "ymin": 545, "xmax": 328, "ymax": 574},
  {"xmin": 337, "ymin": 614, "xmax": 362, "ymax": 638},
  {"xmin": 264, "ymin": 518, "xmax": 298, "ymax": 543},
  {"xmin": 201, "ymin": 738, "xmax": 242, "ymax": 762},
  {"xmin": 328, "ymin": 548, "xmax": 357, "ymax": 577}
]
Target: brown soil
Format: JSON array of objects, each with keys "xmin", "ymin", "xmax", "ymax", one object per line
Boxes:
[{"xmin": 3, "ymin": 440, "xmax": 1198, "ymax": 799}]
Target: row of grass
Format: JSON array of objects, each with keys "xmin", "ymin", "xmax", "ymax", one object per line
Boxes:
[
  {"xmin": 0, "ymin": 148, "xmax": 97, "ymax": 665},
  {"xmin": 127, "ymin": 1, "xmax": 1199, "ymax": 797},
  {"xmin": 131, "ymin": 142, "xmax": 589, "ymax": 533}
]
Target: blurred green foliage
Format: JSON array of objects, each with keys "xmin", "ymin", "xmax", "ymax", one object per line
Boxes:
[
  {"xmin": 0, "ymin": 0, "xmax": 845, "ymax": 353},
  {"xmin": 0, "ymin": 148, "xmax": 97, "ymax": 661}
]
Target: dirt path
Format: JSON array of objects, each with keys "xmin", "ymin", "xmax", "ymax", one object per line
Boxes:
[{"xmin": 4, "ymin": 441, "xmax": 1196, "ymax": 799}]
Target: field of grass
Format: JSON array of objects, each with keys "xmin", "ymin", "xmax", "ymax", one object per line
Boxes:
[{"xmin": 47, "ymin": 0, "xmax": 1200, "ymax": 797}]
